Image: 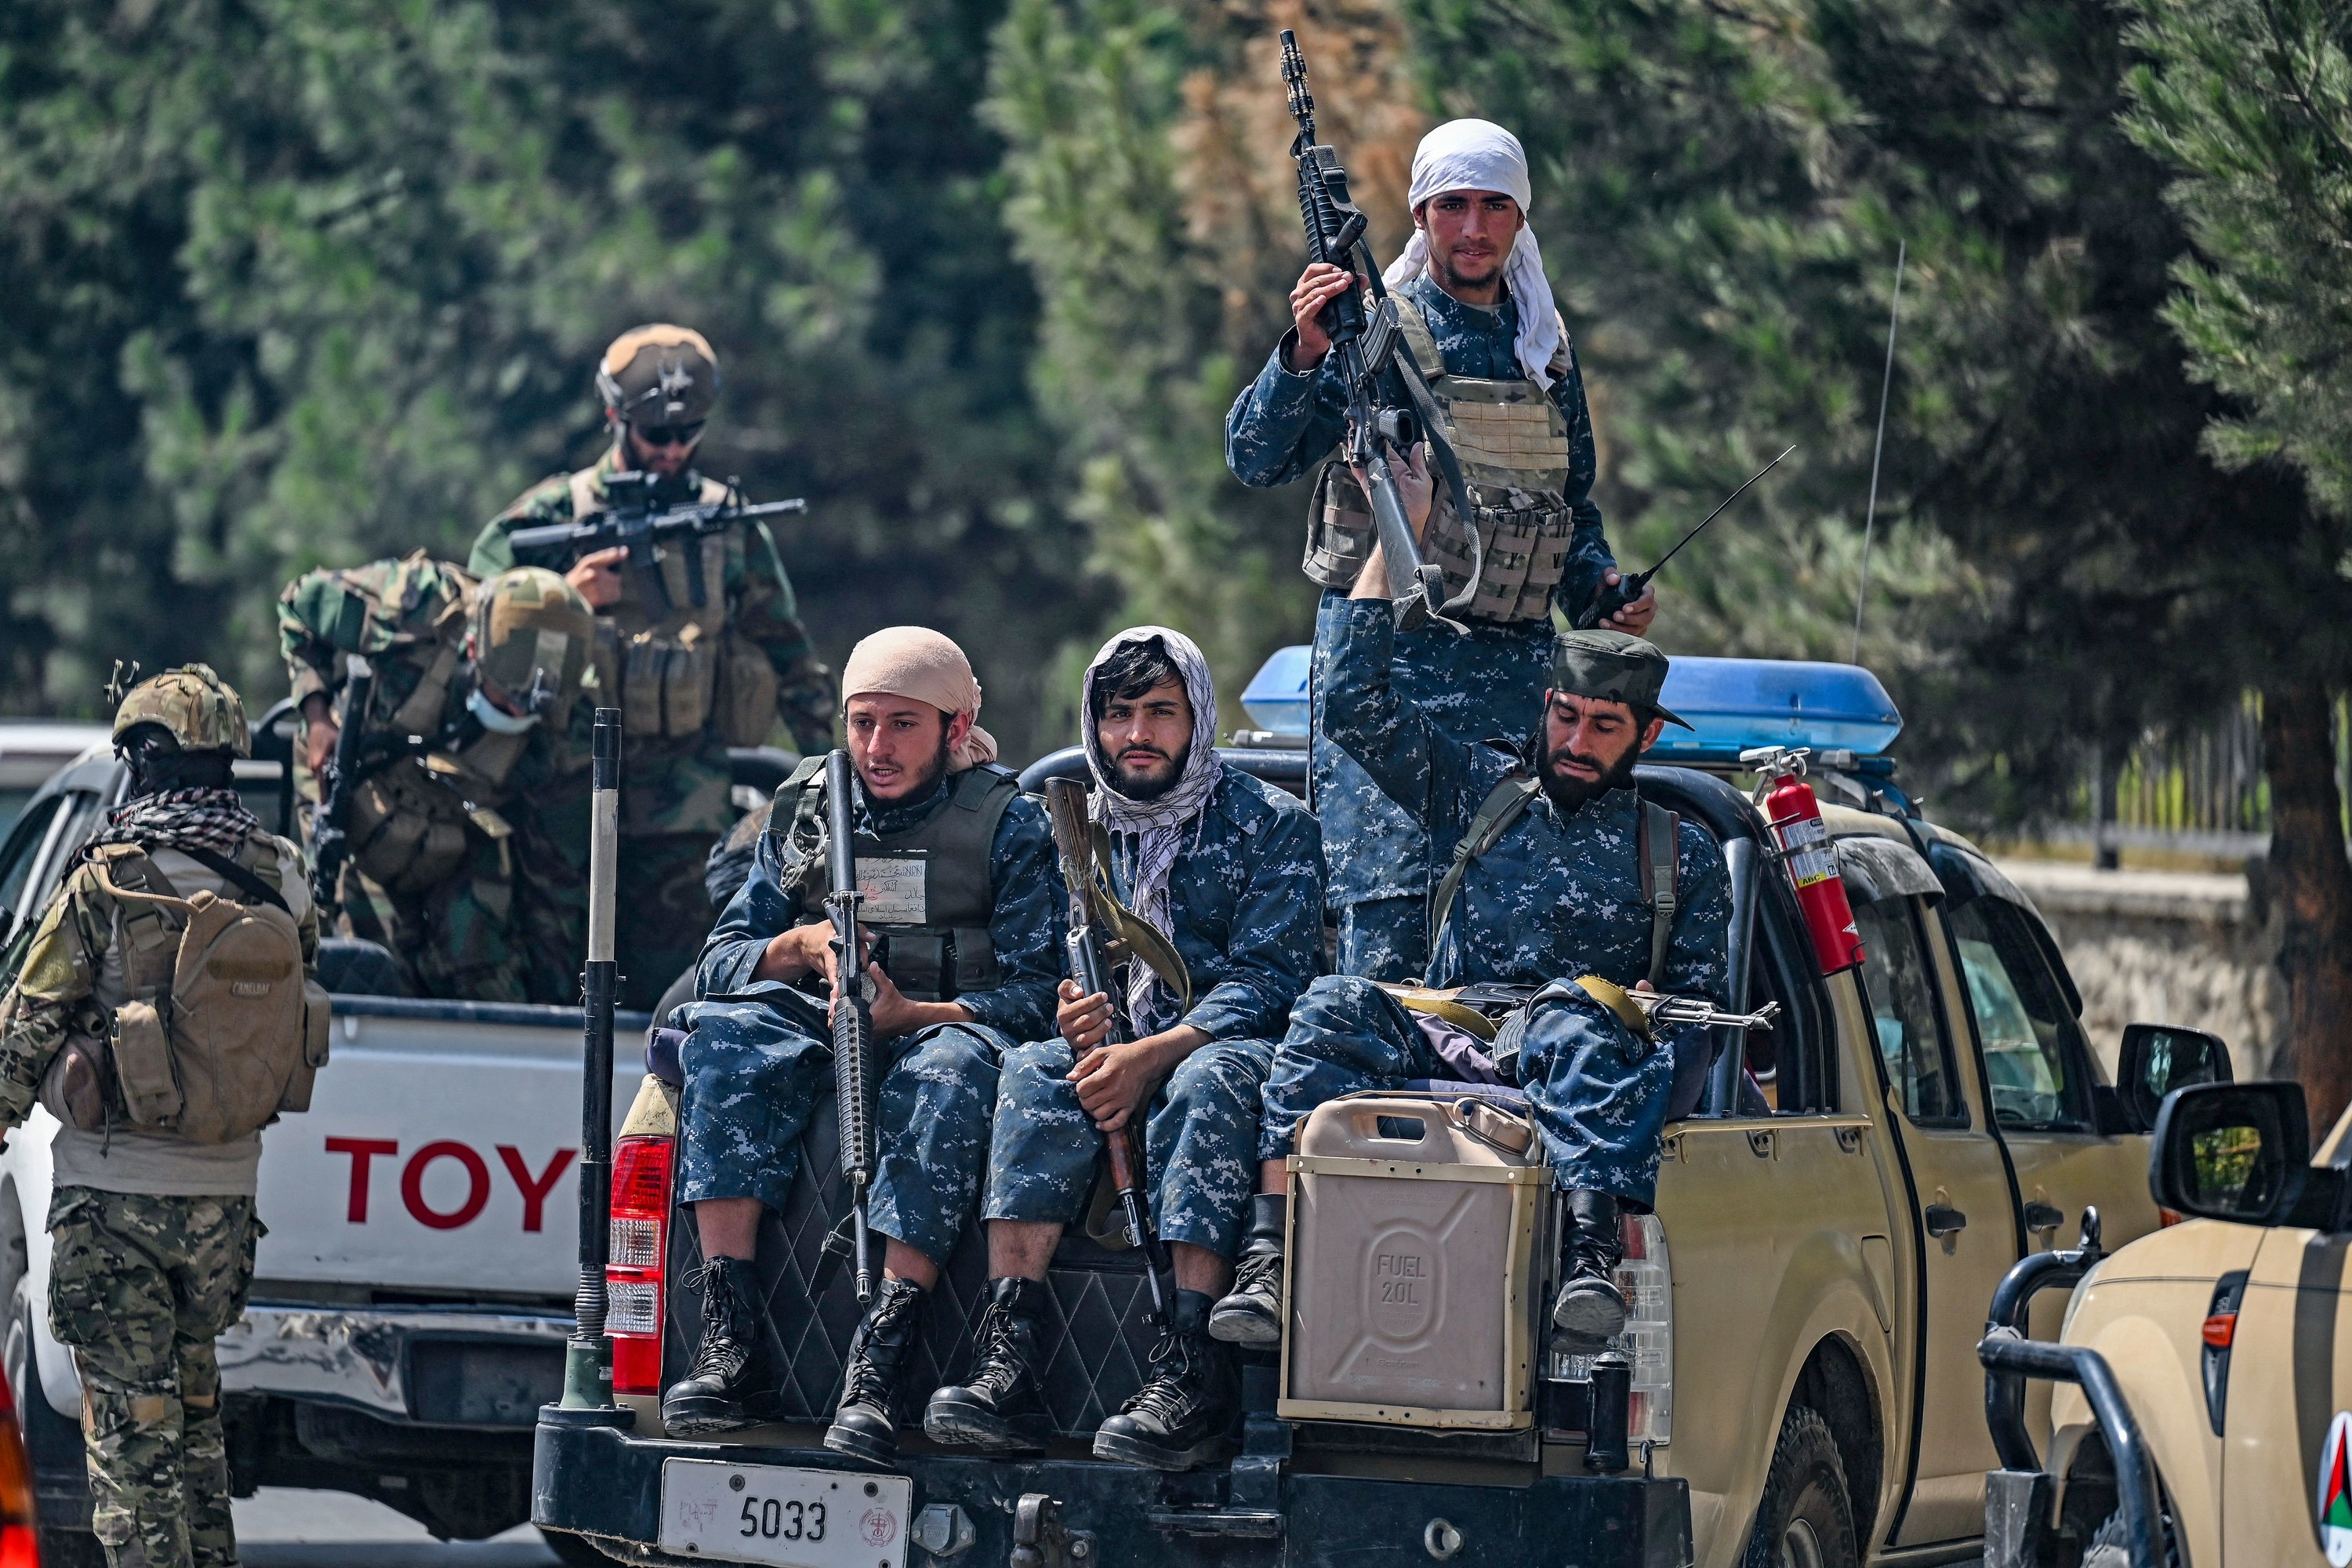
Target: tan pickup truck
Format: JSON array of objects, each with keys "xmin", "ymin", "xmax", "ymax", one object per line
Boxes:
[{"xmin": 533, "ymin": 657, "xmax": 2194, "ymax": 1568}]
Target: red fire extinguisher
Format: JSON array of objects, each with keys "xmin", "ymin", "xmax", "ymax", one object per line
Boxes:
[{"xmin": 1747, "ymin": 748, "xmax": 1866, "ymax": 975}]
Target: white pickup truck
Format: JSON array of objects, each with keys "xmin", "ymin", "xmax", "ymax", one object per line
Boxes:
[{"xmin": 0, "ymin": 715, "xmax": 787, "ymax": 1565}]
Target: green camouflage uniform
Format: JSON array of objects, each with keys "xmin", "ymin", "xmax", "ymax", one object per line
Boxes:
[
  {"xmin": 0, "ymin": 822, "xmax": 315, "ymax": 1568},
  {"xmin": 471, "ymin": 448, "xmax": 833, "ymax": 1007},
  {"xmin": 278, "ymin": 553, "xmax": 591, "ymax": 1004}
]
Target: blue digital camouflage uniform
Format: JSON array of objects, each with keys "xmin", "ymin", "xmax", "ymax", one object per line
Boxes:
[
  {"xmin": 1225, "ymin": 274, "xmax": 1618, "ymax": 981},
  {"xmin": 984, "ymin": 770, "xmax": 1323, "ymax": 1258},
  {"xmin": 672, "ymin": 769, "xmax": 1062, "ymax": 1265},
  {"xmin": 1258, "ymin": 599, "xmax": 1732, "ymax": 1208}
]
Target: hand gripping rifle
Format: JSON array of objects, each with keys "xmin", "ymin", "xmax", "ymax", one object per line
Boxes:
[
  {"xmin": 309, "ymin": 664, "xmax": 377, "ymax": 916},
  {"xmin": 505, "ymin": 472, "xmax": 808, "ymax": 619},
  {"xmin": 1043, "ymin": 778, "xmax": 1171, "ymax": 1317},
  {"xmin": 824, "ymin": 750, "xmax": 879, "ymax": 1306},
  {"xmin": 1279, "ymin": 31, "xmax": 1482, "ymax": 634}
]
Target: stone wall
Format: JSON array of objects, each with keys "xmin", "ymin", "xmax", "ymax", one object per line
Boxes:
[{"xmin": 1995, "ymin": 861, "xmax": 2283, "ymax": 1082}]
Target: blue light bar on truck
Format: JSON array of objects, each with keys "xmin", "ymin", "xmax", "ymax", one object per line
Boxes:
[
  {"xmin": 1647, "ymin": 656, "xmax": 1901, "ymax": 762},
  {"xmin": 1238, "ymin": 644, "xmax": 1900, "ymax": 762}
]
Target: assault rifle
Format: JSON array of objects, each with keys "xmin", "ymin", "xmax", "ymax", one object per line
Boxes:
[
  {"xmin": 309, "ymin": 665, "xmax": 377, "ymax": 915},
  {"xmin": 1042, "ymin": 777, "xmax": 1169, "ymax": 1318},
  {"xmin": 1279, "ymin": 30, "xmax": 1479, "ymax": 633},
  {"xmin": 824, "ymin": 749, "xmax": 879, "ymax": 1306},
  {"xmin": 504, "ymin": 471, "xmax": 808, "ymax": 619}
]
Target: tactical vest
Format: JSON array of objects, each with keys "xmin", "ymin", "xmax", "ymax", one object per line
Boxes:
[
  {"xmin": 1303, "ymin": 296, "xmax": 1578, "ymax": 625},
  {"xmin": 564, "ymin": 468, "xmax": 779, "ymax": 747},
  {"xmin": 775, "ymin": 759, "xmax": 1018, "ymax": 1003},
  {"xmin": 40, "ymin": 839, "xmax": 331, "ymax": 1142}
]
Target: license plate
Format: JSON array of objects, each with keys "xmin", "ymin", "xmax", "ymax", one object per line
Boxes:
[{"xmin": 657, "ymin": 1458, "xmax": 912, "ymax": 1568}]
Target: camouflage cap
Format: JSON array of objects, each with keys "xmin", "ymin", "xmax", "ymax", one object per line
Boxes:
[
  {"xmin": 1549, "ymin": 629, "xmax": 1691, "ymax": 730},
  {"xmin": 113, "ymin": 664, "xmax": 251, "ymax": 757},
  {"xmin": 595, "ymin": 325, "xmax": 720, "ymax": 426},
  {"xmin": 470, "ymin": 568, "xmax": 596, "ymax": 725}
]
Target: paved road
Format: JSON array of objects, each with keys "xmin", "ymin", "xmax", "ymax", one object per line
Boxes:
[{"xmin": 237, "ymin": 1490, "xmax": 562, "ymax": 1568}]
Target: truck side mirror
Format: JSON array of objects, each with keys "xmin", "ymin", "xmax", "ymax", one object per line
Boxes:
[
  {"xmin": 2150, "ymin": 1081, "xmax": 2337, "ymax": 1228},
  {"xmin": 2118, "ymin": 1022, "xmax": 2233, "ymax": 1131}
]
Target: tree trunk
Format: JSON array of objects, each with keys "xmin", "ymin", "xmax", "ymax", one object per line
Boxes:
[{"xmin": 2261, "ymin": 684, "xmax": 2352, "ymax": 1131}]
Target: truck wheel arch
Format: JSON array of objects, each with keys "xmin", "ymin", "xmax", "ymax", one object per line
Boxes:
[{"xmin": 1789, "ymin": 1334, "xmax": 1886, "ymax": 1551}]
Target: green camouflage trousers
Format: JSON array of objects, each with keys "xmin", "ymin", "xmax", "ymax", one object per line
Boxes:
[{"xmin": 47, "ymin": 1189, "xmax": 259, "ymax": 1568}]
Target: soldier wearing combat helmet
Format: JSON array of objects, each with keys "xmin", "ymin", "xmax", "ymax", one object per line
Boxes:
[
  {"xmin": 279, "ymin": 557, "xmax": 597, "ymax": 1002},
  {"xmin": 470, "ymin": 325, "xmax": 834, "ymax": 1008},
  {"xmin": 0, "ymin": 666, "xmax": 321, "ymax": 1568}
]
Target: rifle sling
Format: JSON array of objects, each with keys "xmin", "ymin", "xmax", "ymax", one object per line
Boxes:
[{"xmin": 1387, "ymin": 330, "xmax": 1483, "ymax": 615}]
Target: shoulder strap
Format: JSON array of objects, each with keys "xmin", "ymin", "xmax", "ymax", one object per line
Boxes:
[
  {"xmin": 1637, "ymin": 801, "xmax": 1680, "ymax": 989},
  {"xmin": 178, "ymin": 844, "xmax": 293, "ymax": 918},
  {"xmin": 1426, "ymin": 773, "xmax": 1541, "ymax": 969}
]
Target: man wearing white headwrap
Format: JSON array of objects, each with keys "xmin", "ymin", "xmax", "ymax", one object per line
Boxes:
[
  {"xmin": 1225, "ymin": 116, "xmax": 1655, "ymax": 985},
  {"xmin": 659, "ymin": 627, "xmax": 1068, "ymax": 1457},
  {"xmin": 920, "ymin": 628, "xmax": 1322, "ymax": 1471}
]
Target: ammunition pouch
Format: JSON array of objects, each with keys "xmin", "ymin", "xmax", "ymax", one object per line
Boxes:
[{"xmin": 346, "ymin": 757, "xmax": 474, "ymax": 895}]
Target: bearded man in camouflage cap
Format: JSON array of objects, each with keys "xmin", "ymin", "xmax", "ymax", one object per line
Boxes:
[
  {"xmin": 470, "ymin": 325, "xmax": 834, "ymax": 1008},
  {"xmin": 0, "ymin": 666, "xmax": 319, "ymax": 1568},
  {"xmin": 280, "ymin": 558, "xmax": 597, "ymax": 1002}
]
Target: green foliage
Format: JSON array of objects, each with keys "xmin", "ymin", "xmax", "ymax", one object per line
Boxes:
[
  {"xmin": 0, "ymin": 0, "xmax": 1105, "ymax": 755},
  {"xmin": 2122, "ymin": 0, "xmax": 2352, "ymax": 521}
]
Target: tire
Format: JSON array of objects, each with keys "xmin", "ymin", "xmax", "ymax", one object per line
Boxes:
[
  {"xmin": 541, "ymin": 1527, "xmax": 630, "ymax": 1568},
  {"xmin": 2083, "ymin": 1501, "xmax": 2182, "ymax": 1568},
  {"xmin": 1740, "ymin": 1406, "xmax": 1860, "ymax": 1568}
]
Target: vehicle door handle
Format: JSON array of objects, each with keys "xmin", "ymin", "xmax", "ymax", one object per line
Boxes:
[
  {"xmin": 1924, "ymin": 1204, "xmax": 1968, "ymax": 1238},
  {"xmin": 2024, "ymin": 1201, "xmax": 2063, "ymax": 1232}
]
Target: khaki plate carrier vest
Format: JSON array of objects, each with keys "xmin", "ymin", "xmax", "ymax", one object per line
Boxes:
[
  {"xmin": 565, "ymin": 469, "xmax": 779, "ymax": 747},
  {"xmin": 779, "ymin": 760, "xmax": 1019, "ymax": 1002},
  {"xmin": 1304, "ymin": 296, "xmax": 1578, "ymax": 625},
  {"xmin": 41, "ymin": 840, "xmax": 331, "ymax": 1143}
]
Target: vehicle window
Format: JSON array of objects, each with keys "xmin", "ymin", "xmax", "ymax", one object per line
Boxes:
[
  {"xmin": 0, "ymin": 797, "xmax": 65, "ymax": 931},
  {"xmin": 1947, "ymin": 898, "xmax": 2092, "ymax": 1131},
  {"xmin": 1853, "ymin": 897, "xmax": 1965, "ymax": 1125}
]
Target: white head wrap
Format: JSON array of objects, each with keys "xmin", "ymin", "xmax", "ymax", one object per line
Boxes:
[
  {"xmin": 1381, "ymin": 118, "xmax": 1565, "ymax": 389},
  {"xmin": 840, "ymin": 626, "xmax": 998, "ymax": 771},
  {"xmin": 1081, "ymin": 626, "xmax": 1224, "ymax": 1036}
]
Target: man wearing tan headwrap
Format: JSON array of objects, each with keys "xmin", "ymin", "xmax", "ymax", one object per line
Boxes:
[{"xmin": 659, "ymin": 627, "xmax": 1066, "ymax": 1457}]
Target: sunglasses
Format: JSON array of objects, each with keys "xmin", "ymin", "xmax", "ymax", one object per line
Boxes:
[{"xmin": 630, "ymin": 420, "xmax": 705, "ymax": 448}]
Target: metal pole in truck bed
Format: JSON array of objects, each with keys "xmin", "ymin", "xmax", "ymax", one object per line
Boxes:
[{"xmin": 558, "ymin": 706, "xmax": 625, "ymax": 1416}]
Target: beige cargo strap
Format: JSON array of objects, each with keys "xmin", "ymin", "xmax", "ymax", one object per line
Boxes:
[
  {"xmin": 1380, "ymin": 985, "xmax": 1501, "ymax": 1041},
  {"xmin": 1426, "ymin": 773, "xmax": 1540, "ymax": 964},
  {"xmin": 88, "ymin": 847, "xmax": 183, "ymax": 997},
  {"xmin": 1569, "ymin": 975, "xmax": 1653, "ymax": 1041}
]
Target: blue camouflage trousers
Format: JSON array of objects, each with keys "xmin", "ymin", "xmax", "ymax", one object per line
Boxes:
[
  {"xmin": 673, "ymin": 990, "xmax": 1008, "ymax": 1266},
  {"xmin": 1258, "ymin": 976, "xmax": 1679, "ymax": 1209},
  {"xmin": 1334, "ymin": 897, "xmax": 1429, "ymax": 984},
  {"xmin": 983, "ymin": 1036, "xmax": 1276, "ymax": 1259}
]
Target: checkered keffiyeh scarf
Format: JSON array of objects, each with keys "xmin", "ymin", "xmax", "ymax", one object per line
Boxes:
[
  {"xmin": 89, "ymin": 788, "xmax": 261, "ymax": 858},
  {"xmin": 1082, "ymin": 626, "xmax": 1223, "ymax": 1036}
]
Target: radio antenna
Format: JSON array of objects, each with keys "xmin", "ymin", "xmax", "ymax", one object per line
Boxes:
[{"xmin": 1851, "ymin": 240, "xmax": 1904, "ymax": 665}]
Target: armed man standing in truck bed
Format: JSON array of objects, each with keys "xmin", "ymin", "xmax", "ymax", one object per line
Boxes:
[
  {"xmin": 1207, "ymin": 471, "xmax": 1730, "ymax": 1356},
  {"xmin": 1226, "ymin": 119, "xmax": 1654, "ymax": 983},
  {"xmin": 659, "ymin": 628, "xmax": 1065, "ymax": 1458},
  {"xmin": 279, "ymin": 557, "xmax": 597, "ymax": 1003},
  {"xmin": 0, "ymin": 667, "xmax": 323, "ymax": 1568},
  {"xmin": 470, "ymin": 325, "xmax": 834, "ymax": 1009},
  {"xmin": 922, "ymin": 628, "xmax": 1322, "ymax": 1472}
]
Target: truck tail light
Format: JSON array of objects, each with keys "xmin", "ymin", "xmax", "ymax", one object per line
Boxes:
[
  {"xmin": 1548, "ymin": 1212, "xmax": 1675, "ymax": 1446},
  {"xmin": 0, "ymin": 1354, "xmax": 34, "ymax": 1568},
  {"xmin": 607, "ymin": 1133, "xmax": 674, "ymax": 1396}
]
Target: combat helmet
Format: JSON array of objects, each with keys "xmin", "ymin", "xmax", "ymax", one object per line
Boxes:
[
  {"xmin": 470, "ymin": 568, "xmax": 597, "ymax": 727},
  {"xmin": 595, "ymin": 325, "xmax": 720, "ymax": 427},
  {"xmin": 112, "ymin": 665, "xmax": 251, "ymax": 759}
]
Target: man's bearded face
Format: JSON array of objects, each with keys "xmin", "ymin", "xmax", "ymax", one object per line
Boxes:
[
  {"xmin": 1098, "ymin": 677, "xmax": 1193, "ymax": 801},
  {"xmin": 1534, "ymin": 691, "xmax": 1649, "ymax": 815}
]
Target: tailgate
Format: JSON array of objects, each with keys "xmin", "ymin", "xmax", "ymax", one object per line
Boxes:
[{"xmin": 256, "ymin": 996, "xmax": 648, "ymax": 1298}]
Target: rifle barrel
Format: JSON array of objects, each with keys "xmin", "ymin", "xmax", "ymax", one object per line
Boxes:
[{"xmin": 824, "ymin": 749, "xmax": 877, "ymax": 1305}]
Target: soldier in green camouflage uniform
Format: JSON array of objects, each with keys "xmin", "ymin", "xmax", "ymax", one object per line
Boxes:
[
  {"xmin": 0, "ymin": 666, "xmax": 319, "ymax": 1568},
  {"xmin": 470, "ymin": 325, "xmax": 833, "ymax": 1008},
  {"xmin": 279, "ymin": 557, "xmax": 597, "ymax": 1003}
]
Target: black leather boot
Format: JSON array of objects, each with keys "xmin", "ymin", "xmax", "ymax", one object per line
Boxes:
[
  {"xmin": 824, "ymin": 1277, "xmax": 927, "ymax": 1463},
  {"xmin": 1207, "ymin": 1193, "xmax": 1285, "ymax": 1346},
  {"xmin": 924, "ymin": 1277, "xmax": 1053, "ymax": 1453},
  {"xmin": 1093, "ymin": 1289, "xmax": 1236, "ymax": 1471},
  {"xmin": 661, "ymin": 1256, "xmax": 770, "ymax": 1434},
  {"xmin": 1552, "ymin": 1189, "xmax": 1628, "ymax": 1348}
]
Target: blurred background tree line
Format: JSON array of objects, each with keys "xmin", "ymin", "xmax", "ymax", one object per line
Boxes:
[{"xmin": 4, "ymin": 0, "xmax": 2351, "ymax": 1089}]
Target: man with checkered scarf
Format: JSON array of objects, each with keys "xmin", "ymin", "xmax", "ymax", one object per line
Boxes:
[{"xmin": 921, "ymin": 628, "xmax": 1323, "ymax": 1472}]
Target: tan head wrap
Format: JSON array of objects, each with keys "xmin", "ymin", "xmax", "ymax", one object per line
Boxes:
[{"xmin": 840, "ymin": 626, "xmax": 998, "ymax": 771}]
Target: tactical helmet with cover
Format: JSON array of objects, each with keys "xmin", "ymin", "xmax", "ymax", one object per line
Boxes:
[
  {"xmin": 470, "ymin": 568, "xmax": 596, "ymax": 726},
  {"xmin": 595, "ymin": 325, "xmax": 720, "ymax": 427},
  {"xmin": 112, "ymin": 664, "xmax": 251, "ymax": 759}
]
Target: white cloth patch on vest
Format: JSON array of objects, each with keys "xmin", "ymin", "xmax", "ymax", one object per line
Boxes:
[{"xmin": 858, "ymin": 854, "xmax": 929, "ymax": 924}]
